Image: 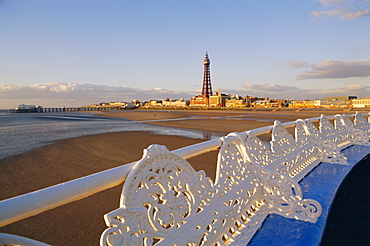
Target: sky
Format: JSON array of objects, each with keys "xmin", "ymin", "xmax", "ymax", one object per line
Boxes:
[{"xmin": 0, "ymin": 0, "xmax": 369, "ymax": 108}]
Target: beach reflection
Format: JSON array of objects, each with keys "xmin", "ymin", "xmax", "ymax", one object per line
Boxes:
[{"xmin": 0, "ymin": 113, "xmax": 223, "ymax": 159}]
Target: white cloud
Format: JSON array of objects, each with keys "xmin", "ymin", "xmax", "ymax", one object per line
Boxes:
[
  {"xmin": 0, "ymin": 85, "xmax": 19, "ymax": 91},
  {"xmin": 243, "ymin": 83, "xmax": 300, "ymax": 93},
  {"xmin": 240, "ymin": 83, "xmax": 370, "ymax": 99},
  {"xmin": 318, "ymin": 0, "xmax": 348, "ymax": 7},
  {"xmin": 297, "ymin": 59, "xmax": 370, "ymax": 79},
  {"xmin": 283, "ymin": 60, "xmax": 309, "ymax": 68},
  {"xmin": 310, "ymin": 84, "xmax": 370, "ymax": 97},
  {"xmin": 0, "ymin": 82, "xmax": 195, "ymax": 108},
  {"xmin": 312, "ymin": 8, "xmax": 370, "ymax": 19},
  {"xmin": 312, "ymin": 0, "xmax": 370, "ymax": 19}
]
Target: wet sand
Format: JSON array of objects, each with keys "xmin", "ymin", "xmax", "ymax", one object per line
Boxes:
[
  {"xmin": 0, "ymin": 108, "xmax": 361, "ymax": 245},
  {"xmin": 96, "ymin": 108, "xmax": 355, "ymax": 134}
]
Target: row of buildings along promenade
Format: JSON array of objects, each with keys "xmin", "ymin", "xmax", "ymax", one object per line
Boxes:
[
  {"xmin": 6, "ymin": 94, "xmax": 369, "ymax": 114},
  {"xmin": 132, "ymin": 53, "xmax": 369, "ymax": 109},
  {"xmin": 143, "ymin": 95, "xmax": 370, "ymax": 109}
]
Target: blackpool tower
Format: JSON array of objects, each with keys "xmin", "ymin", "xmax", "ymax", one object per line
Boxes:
[{"xmin": 201, "ymin": 52, "xmax": 213, "ymax": 97}]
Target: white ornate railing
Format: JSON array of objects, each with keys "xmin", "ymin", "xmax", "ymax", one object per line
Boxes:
[
  {"xmin": 1, "ymin": 112, "xmax": 370, "ymax": 246},
  {"xmin": 354, "ymin": 112, "xmax": 370, "ymax": 137}
]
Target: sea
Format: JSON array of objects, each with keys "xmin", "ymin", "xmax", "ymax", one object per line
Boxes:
[{"xmin": 0, "ymin": 112, "xmax": 224, "ymax": 160}]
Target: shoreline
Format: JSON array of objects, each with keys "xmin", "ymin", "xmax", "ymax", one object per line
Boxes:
[{"xmin": 1, "ymin": 109, "xmax": 365, "ymax": 245}]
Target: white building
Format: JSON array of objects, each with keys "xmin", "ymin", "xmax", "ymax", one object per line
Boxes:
[
  {"xmin": 162, "ymin": 98, "xmax": 188, "ymax": 107},
  {"xmin": 352, "ymin": 97, "xmax": 370, "ymax": 108}
]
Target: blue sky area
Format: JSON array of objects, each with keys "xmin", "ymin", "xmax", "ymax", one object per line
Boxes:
[{"xmin": 0, "ymin": 0, "xmax": 369, "ymax": 108}]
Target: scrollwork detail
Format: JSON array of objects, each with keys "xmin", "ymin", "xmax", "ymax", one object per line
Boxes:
[
  {"xmin": 101, "ymin": 145, "xmax": 215, "ymax": 246},
  {"xmin": 354, "ymin": 112, "xmax": 370, "ymax": 139},
  {"xmin": 271, "ymin": 120, "xmax": 296, "ymax": 154}
]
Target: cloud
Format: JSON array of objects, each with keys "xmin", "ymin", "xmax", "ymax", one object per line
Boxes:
[
  {"xmin": 243, "ymin": 83, "xmax": 300, "ymax": 93},
  {"xmin": 312, "ymin": 8, "xmax": 370, "ymax": 19},
  {"xmin": 311, "ymin": 84, "xmax": 370, "ymax": 97},
  {"xmin": 318, "ymin": 0, "xmax": 348, "ymax": 7},
  {"xmin": 312, "ymin": 0, "xmax": 370, "ymax": 20},
  {"xmin": 297, "ymin": 59, "xmax": 370, "ymax": 79},
  {"xmin": 0, "ymin": 82, "xmax": 195, "ymax": 108},
  {"xmin": 239, "ymin": 83, "xmax": 370, "ymax": 99},
  {"xmin": 238, "ymin": 83, "xmax": 307, "ymax": 99},
  {"xmin": 283, "ymin": 60, "xmax": 309, "ymax": 68}
]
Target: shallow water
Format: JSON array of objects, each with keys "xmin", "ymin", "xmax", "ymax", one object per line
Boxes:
[{"xmin": 0, "ymin": 113, "xmax": 224, "ymax": 159}]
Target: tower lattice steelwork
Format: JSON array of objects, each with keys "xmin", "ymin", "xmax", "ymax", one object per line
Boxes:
[{"xmin": 201, "ymin": 52, "xmax": 212, "ymax": 97}]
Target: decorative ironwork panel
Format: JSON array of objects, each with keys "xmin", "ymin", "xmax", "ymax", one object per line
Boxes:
[
  {"xmin": 354, "ymin": 112, "xmax": 370, "ymax": 139},
  {"xmin": 101, "ymin": 145, "xmax": 215, "ymax": 246},
  {"xmin": 101, "ymin": 137, "xmax": 322, "ymax": 246},
  {"xmin": 245, "ymin": 120, "xmax": 335, "ymax": 180},
  {"xmin": 335, "ymin": 114, "xmax": 369, "ymax": 147}
]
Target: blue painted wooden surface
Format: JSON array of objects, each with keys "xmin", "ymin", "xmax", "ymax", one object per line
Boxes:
[{"xmin": 248, "ymin": 145, "xmax": 370, "ymax": 246}]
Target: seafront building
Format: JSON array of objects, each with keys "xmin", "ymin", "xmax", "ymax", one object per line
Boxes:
[
  {"xmin": 82, "ymin": 101, "xmax": 137, "ymax": 110},
  {"xmin": 11, "ymin": 104, "xmax": 43, "ymax": 113},
  {"xmin": 225, "ymin": 95, "xmax": 247, "ymax": 108},
  {"xmin": 321, "ymin": 96, "xmax": 356, "ymax": 108},
  {"xmin": 144, "ymin": 98, "xmax": 189, "ymax": 108},
  {"xmin": 352, "ymin": 97, "xmax": 370, "ymax": 108},
  {"xmin": 209, "ymin": 90, "xmax": 229, "ymax": 107},
  {"xmin": 162, "ymin": 98, "xmax": 188, "ymax": 107},
  {"xmin": 289, "ymin": 100, "xmax": 316, "ymax": 108}
]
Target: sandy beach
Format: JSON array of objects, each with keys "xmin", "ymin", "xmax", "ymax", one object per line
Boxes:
[
  {"xmin": 0, "ymin": 108, "xmax": 361, "ymax": 245},
  {"xmin": 98, "ymin": 108, "xmax": 355, "ymax": 133}
]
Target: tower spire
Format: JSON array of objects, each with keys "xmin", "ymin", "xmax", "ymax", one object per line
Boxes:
[{"xmin": 201, "ymin": 52, "xmax": 212, "ymax": 97}]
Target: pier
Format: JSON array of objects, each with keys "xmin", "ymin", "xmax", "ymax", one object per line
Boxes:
[
  {"xmin": 0, "ymin": 112, "xmax": 369, "ymax": 245},
  {"xmin": 0, "ymin": 106, "xmax": 132, "ymax": 114}
]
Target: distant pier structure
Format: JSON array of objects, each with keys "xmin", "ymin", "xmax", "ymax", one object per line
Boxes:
[
  {"xmin": 202, "ymin": 52, "xmax": 212, "ymax": 97},
  {"xmin": 0, "ymin": 106, "xmax": 135, "ymax": 114}
]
